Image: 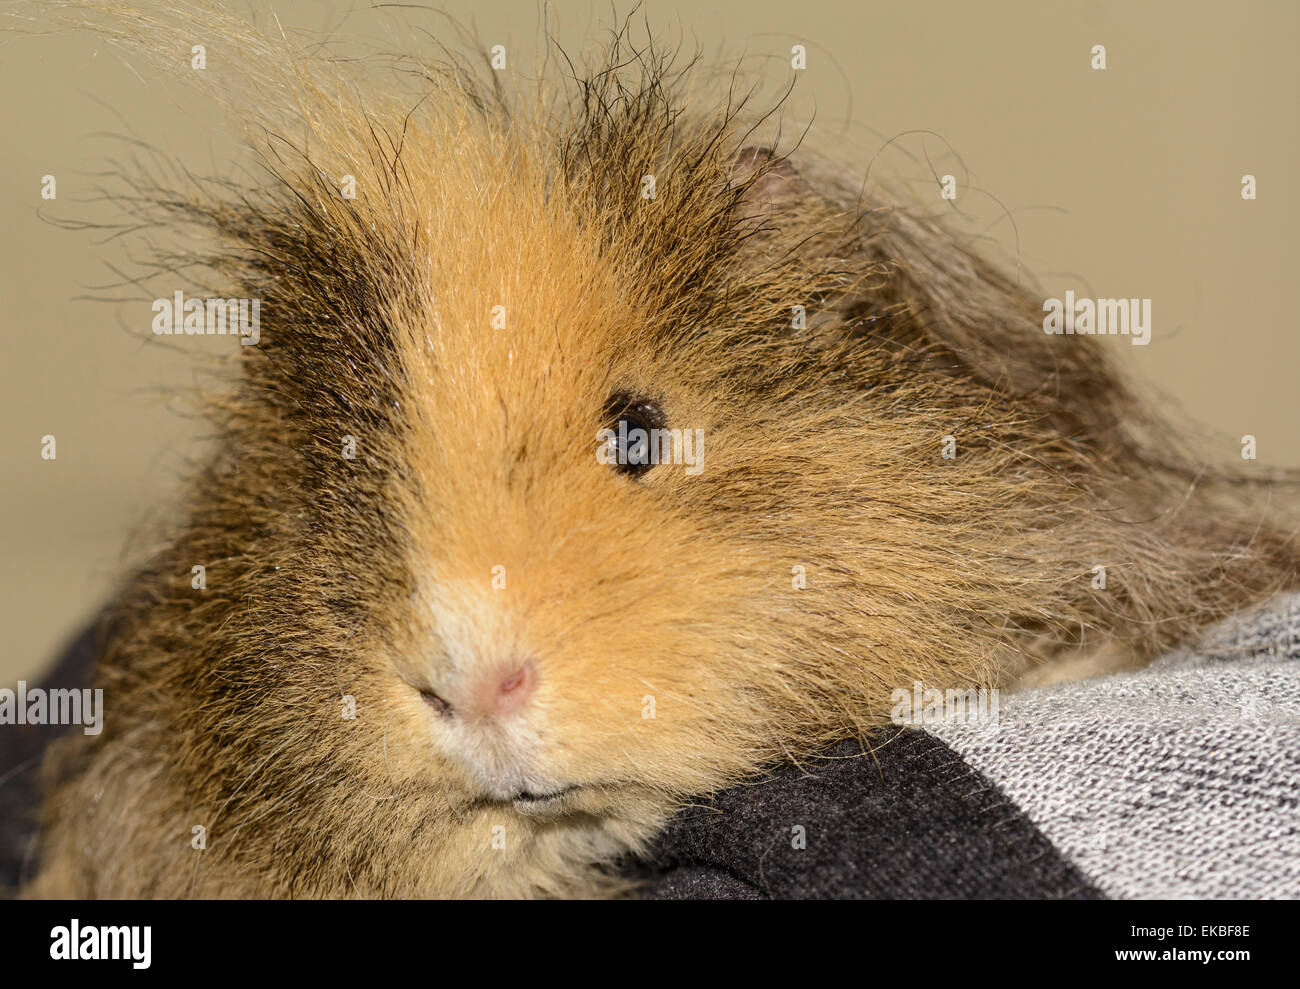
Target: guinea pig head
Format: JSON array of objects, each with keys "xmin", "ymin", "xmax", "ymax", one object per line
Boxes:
[
  {"xmin": 374, "ymin": 142, "xmax": 821, "ymax": 815},
  {"xmin": 249, "ymin": 119, "xmax": 1090, "ymax": 832}
]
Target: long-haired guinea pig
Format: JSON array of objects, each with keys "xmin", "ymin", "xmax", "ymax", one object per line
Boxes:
[{"xmin": 24, "ymin": 5, "xmax": 1299, "ymax": 898}]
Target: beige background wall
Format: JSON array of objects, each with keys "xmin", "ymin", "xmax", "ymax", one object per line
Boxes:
[{"xmin": 3, "ymin": 0, "xmax": 1297, "ymax": 683}]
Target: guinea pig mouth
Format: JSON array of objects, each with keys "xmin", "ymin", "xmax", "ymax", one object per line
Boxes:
[{"xmin": 509, "ymin": 786, "xmax": 579, "ymax": 810}]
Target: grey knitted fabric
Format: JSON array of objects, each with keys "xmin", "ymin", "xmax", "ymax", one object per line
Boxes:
[{"xmin": 929, "ymin": 593, "xmax": 1300, "ymax": 899}]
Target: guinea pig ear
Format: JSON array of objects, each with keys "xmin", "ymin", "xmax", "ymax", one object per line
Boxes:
[{"xmin": 727, "ymin": 146, "xmax": 803, "ymax": 231}]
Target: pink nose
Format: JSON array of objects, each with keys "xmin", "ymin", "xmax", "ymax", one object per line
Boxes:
[{"xmin": 469, "ymin": 659, "xmax": 537, "ymax": 717}]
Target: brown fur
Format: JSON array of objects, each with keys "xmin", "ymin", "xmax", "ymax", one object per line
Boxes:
[{"xmin": 20, "ymin": 3, "xmax": 1299, "ymax": 897}]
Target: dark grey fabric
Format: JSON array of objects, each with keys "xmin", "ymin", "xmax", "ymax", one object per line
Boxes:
[
  {"xmin": 0, "ymin": 621, "xmax": 100, "ymax": 894},
  {"xmin": 634, "ymin": 732, "xmax": 1103, "ymax": 899}
]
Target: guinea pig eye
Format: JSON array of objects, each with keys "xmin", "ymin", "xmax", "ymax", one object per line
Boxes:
[{"xmin": 602, "ymin": 393, "xmax": 665, "ymax": 477}]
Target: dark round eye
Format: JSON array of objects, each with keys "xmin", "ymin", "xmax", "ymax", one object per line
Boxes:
[{"xmin": 601, "ymin": 394, "xmax": 665, "ymax": 477}]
